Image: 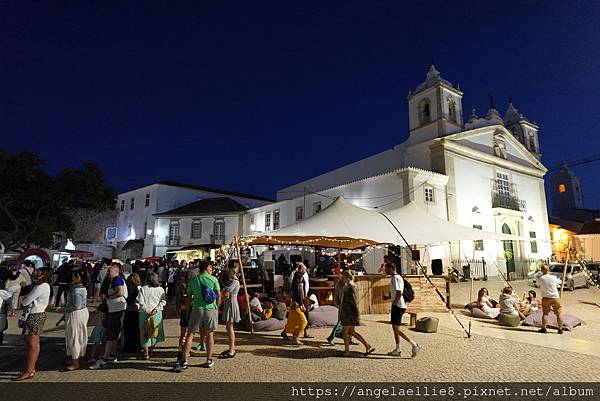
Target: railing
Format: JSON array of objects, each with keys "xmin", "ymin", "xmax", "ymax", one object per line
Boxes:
[
  {"xmin": 490, "ymin": 180, "xmax": 526, "ymax": 212},
  {"xmin": 451, "ymin": 257, "xmax": 549, "ymax": 281},
  {"xmin": 168, "ymin": 236, "xmax": 180, "ymax": 246}
]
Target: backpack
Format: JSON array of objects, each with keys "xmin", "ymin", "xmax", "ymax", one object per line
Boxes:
[
  {"xmin": 401, "ymin": 276, "xmax": 415, "ymax": 303},
  {"xmin": 197, "ymin": 276, "xmax": 217, "ymax": 304}
]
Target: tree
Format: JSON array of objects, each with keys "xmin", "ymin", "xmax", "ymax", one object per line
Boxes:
[{"xmin": 0, "ymin": 151, "xmax": 116, "ymax": 253}]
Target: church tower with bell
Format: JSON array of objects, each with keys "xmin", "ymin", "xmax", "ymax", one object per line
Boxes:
[{"xmin": 407, "ymin": 65, "xmax": 464, "ymax": 145}]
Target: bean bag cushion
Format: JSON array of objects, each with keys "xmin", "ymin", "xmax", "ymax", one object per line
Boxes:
[
  {"xmin": 308, "ymin": 305, "xmax": 339, "ymax": 328},
  {"xmin": 468, "ymin": 307, "xmax": 496, "ymax": 319},
  {"xmin": 522, "ymin": 310, "xmax": 583, "ymax": 331},
  {"xmin": 415, "ymin": 317, "xmax": 439, "ymax": 333},
  {"xmin": 272, "ymin": 302, "xmax": 287, "ymax": 321},
  {"xmin": 243, "ymin": 317, "xmax": 288, "ymax": 332},
  {"xmin": 498, "ymin": 313, "xmax": 521, "ymax": 327}
]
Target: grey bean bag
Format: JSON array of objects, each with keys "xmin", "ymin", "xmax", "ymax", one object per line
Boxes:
[
  {"xmin": 522, "ymin": 310, "xmax": 583, "ymax": 331},
  {"xmin": 308, "ymin": 305, "xmax": 339, "ymax": 328},
  {"xmin": 498, "ymin": 313, "xmax": 521, "ymax": 327},
  {"xmin": 415, "ymin": 316, "xmax": 439, "ymax": 333},
  {"xmin": 243, "ymin": 317, "xmax": 288, "ymax": 332}
]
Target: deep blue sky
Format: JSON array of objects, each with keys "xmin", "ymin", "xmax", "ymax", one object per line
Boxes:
[{"xmin": 2, "ymin": 1, "xmax": 599, "ymax": 208}]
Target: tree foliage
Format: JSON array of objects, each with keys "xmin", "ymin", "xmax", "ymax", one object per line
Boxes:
[{"xmin": 0, "ymin": 151, "xmax": 116, "ymax": 253}]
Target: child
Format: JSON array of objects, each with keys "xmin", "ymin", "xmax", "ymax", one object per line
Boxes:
[{"xmin": 86, "ymin": 311, "xmax": 106, "ymax": 364}]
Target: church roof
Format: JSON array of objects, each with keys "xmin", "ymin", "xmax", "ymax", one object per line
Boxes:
[{"xmin": 413, "ymin": 65, "xmax": 456, "ymax": 93}]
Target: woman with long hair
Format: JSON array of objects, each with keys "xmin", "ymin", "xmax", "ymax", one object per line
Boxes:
[
  {"xmin": 137, "ymin": 273, "xmax": 166, "ymax": 359},
  {"xmin": 281, "ymin": 268, "xmax": 307, "ymax": 345},
  {"xmin": 62, "ymin": 270, "xmax": 89, "ymax": 371},
  {"xmin": 13, "ymin": 268, "xmax": 52, "ymax": 381},
  {"xmin": 122, "ymin": 273, "xmax": 141, "ymax": 354},
  {"xmin": 339, "ymin": 270, "xmax": 374, "ymax": 357},
  {"xmin": 220, "ymin": 266, "xmax": 240, "ymax": 358}
]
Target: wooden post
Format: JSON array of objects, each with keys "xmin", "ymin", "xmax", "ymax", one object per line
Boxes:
[
  {"xmin": 235, "ymin": 237, "xmax": 254, "ymax": 335},
  {"xmin": 560, "ymin": 246, "xmax": 570, "ymax": 302},
  {"xmin": 469, "ymin": 277, "xmax": 474, "ymax": 305}
]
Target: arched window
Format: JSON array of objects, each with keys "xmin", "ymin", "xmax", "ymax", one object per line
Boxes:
[
  {"xmin": 419, "ymin": 98, "xmax": 431, "ymax": 125},
  {"xmin": 529, "ymin": 133, "xmax": 536, "ymax": 151},
  {"xmin": 558, "ymin": 184, "xmax": 566, "ymax": 193},
  {"xmin": 448, "ymin": 98, "xmax": 457, "ymax": 123}
]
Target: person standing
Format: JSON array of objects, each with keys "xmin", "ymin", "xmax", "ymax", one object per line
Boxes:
[
  {"xmin": 137, "ymin": 273, "xmax": 166, "ymax": 359},
  {"xmin": 172, "ymin": 261, "xmax": 221, "ymax": 371},
  {"xmin": 121, "ymin": 259, "xmax": 133, "ymax": 278},
  {"xmin": 220, "ymin": 266, "xmax": 240, "ymax": 358},
  {"xmin": 12, "ymin": 268, "xmax": 52, "ymax": 381},
  {"xmin": 383, "ymin": 263, "xmax": 421, "ymax": 357},
  {"xmin": 94, "ymin": 262, "xmax": 108, "ymax": 302},
  {"xmin": 54, "ymin": 261, "xmax": 73, "ymax": 309},
  {"xmin": 339, "ymin": 271, "xmax": 374, "ymax": 357},
  {"xmin": 536, "ymin": 264, "xmax": 564, "ymax": 334},
  {"xmin": 62, "ymin": 271, "xmax": 89, "ymax": 371},
  {"xmin": 378, "ymin": 255, "xmax": 394, "ymax": 274},
  {"xmin": 122, "ymin": 273, "xmax": 141, "ymax": 354},
  {"xmin": 90, "ymin": 263, "xmax": 128, "ymax": 369},
  {"xmin": 281, "ymin": 267, "xmax": 308, "ymax": 345}
]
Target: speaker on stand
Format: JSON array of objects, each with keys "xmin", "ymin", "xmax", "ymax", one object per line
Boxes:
[{"xmin": 431, "ymin": 259, "xmax": 443, "ymax": 275}]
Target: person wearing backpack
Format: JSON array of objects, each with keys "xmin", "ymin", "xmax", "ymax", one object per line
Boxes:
[
  {"xmin": 383, "ymin": 263, "xmax": 421, "ymax": 358},
  {"xmin": 172, "ymin": 261, "xmax": 220, "ymax": 372}
]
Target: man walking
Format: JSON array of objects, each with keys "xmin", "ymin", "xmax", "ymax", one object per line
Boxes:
[
  {"xmin": 383, "ymin": 263, "xmax": 420, "ymax": 357},
  {"xmin": 537, "ymin": 264, "xmax": 564, "ymax": 334},
  {"xmin": 172, "ymin": 261, "xmax": 220, "ymax": 371}
]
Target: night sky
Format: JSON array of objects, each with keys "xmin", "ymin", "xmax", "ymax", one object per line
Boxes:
[{"xmin": 2, "ymin": 1, "xmax": 599, "ymax": 208}]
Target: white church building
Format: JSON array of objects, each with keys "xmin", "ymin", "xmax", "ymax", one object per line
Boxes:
[{"xmin": 245, "ymin": 66, "xmax": 552, "ymax": 277}]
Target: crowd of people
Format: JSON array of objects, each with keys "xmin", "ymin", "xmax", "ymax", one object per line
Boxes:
[{"xmin": 7, "ymin": 255, "xmax": 579, "ymax": 380}]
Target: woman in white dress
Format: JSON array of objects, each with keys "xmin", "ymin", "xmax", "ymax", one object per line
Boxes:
[
  {"xmin": 477, "ymin": 288, "xmax": 500, "ymax": 319},
  {"xmin": 62, "ymin": 270, "xmax": 89, "ymax": 371},
  {"xmin": 137, "ymin": 273, "xmax": 166, "ymax": 359}
]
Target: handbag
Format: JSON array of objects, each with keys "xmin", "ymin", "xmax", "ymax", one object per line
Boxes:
[
  {"xmin": 17, "ymin": 305, "xmax": 32, "ymax": 328},
  {"xmin": 142, "ymin": 289, "xmax": 161, "ymax": 340}
]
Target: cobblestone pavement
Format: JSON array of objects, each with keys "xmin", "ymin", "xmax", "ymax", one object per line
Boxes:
[{"xmin": 1, "ymin": 278, "xmax": 599, "ymax": 382}]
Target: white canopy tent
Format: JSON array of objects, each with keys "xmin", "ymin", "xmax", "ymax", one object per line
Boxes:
[{"xmin": 245, "ymin": 197, "xmax": 523, "ymax": 248}]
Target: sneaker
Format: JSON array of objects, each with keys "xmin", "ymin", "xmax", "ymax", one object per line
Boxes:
[
  {"xmin": 203, "ymin": 359, "xmax": 214, "ymax": 368},
  {"xmin": 172, "ymin": 361, "xmax": 188, "ymax": 372},
  {"xmin": 411, "ymin": 344, "xmax": 421, "ymax": 358},
  {"xmin": 89, "ymin": 359, "xmax": 108, "ymax": 370},
  {"xmin": 538, "ymin": 328, "xmax": 548, "ymax": 334},
  {"xmin": 557, "ymin": 329, "xmax": 564, "ymax": 335},
  {"xmin": 387, "ymin": 349, "xmax": 401, "ymax": 357}
]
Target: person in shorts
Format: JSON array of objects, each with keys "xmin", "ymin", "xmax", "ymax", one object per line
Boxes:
[
  {"xmin": 172, "ymin": 261, "xmax": 220, "ymax": 371},
  {"xmin": 536, "ymin": 264, "xmax": 564, "ymax": 334},
  {"xmin": 383, "ymin": 263, "xmax": 421, "ymax": 358},
  {"xmin": 90, "ymin": 263, "xmax": 127, "ymax": 369}
]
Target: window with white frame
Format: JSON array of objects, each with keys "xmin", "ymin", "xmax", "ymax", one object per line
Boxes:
[
  {"xmin": 313, "ymin": 202, "xmax": 322, "ymax": 215},
  {"xmin": 273, "ymin": 209, "xmax": 280, "ymax": 230},
  {"xmin": 213, "ymin": 220, "xmax": 225, "ymax": 243},
  {"xmin": 265, "ymin": 212, "xmax": 271, "ymax": 231},
  {"xmin": 130, "ymin": 198, "xmax": 135, "ymax": 210},
  {"xmin": 529, "ymin": 231, "xmax": 538, "ymax": 253},
  {"xmin": 169, "ymin": 220, "xmax": 180, "ymax": 245},
  {"xmin": 120, "ymin": 200, "xmax": 125, "ymax": 212},
  {"xmin": 296, "ymin": 206, "xmax": 304, "ymax": 221},
  {"xmin": 424, "ymin": 187, "xmax": 435, "ymax": 203},
  {"xmin": 496, "ymin": 172, "xmax": 511, "ymax": 196},
  {"xmin": 191, "ymin": 219, "xmax": 202, "ymax": 239},
  {"xmin": 473, "ymin": 225, "xmax": 484, "ymax": 251},
  {"xmin": 145, "ymin": 194, "xmax": 150, "ymax": 207}
]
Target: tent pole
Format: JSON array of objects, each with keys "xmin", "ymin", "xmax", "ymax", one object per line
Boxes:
[
  {"xmin": 235, "ymin": 236, "xmax": 254, "ymax": 335},
  {"xmin": 560, "ymin": 245, "xmax": 570, "ymax": 302}
]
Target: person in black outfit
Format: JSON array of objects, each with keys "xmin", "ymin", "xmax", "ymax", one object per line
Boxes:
[
  {"xmin": 54, "ymin": 261, "xmax": 74, "ymax": 308},
  {"xmin": 0, "ymin": 262, "xmax": 20, "ymax": 290},
  {"xmin": 122, "ymin": 273, "xmax": 141, "ymax": 354}
]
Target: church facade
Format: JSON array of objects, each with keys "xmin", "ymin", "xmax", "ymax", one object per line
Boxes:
[{"xmin": 245, "ymin": 66, "xmax": 552, "ymax": 276}]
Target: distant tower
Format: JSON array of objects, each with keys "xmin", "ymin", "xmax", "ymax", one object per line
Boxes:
[
  {"xmin": 407, "ymin": 65, "xmax": 464, "ymax": 144},
  {"xmin": 552, "ymin": 162, "xmax": 584, "ymax": 213},
  {"xmin": 503, "ymin": 99, "xmax": 541, "ymax": 159}
]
